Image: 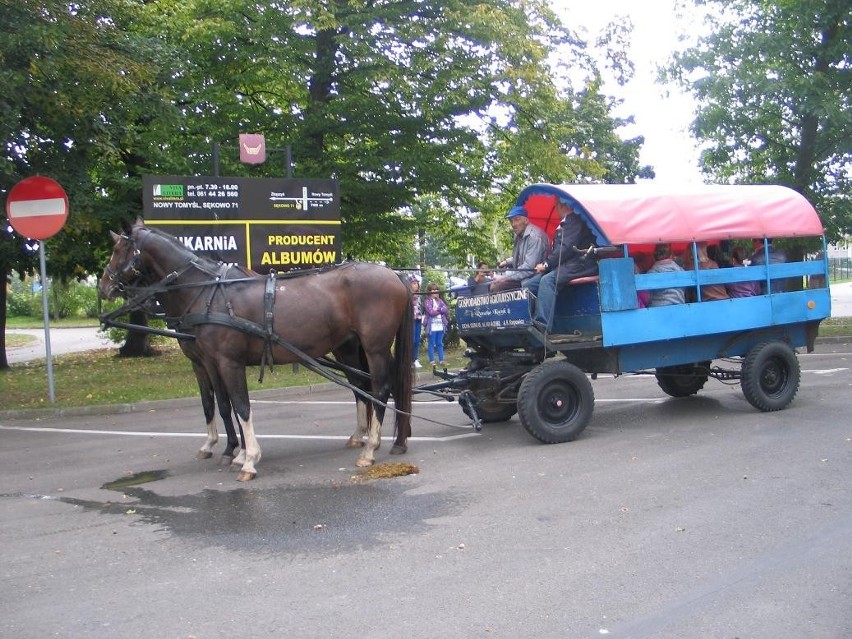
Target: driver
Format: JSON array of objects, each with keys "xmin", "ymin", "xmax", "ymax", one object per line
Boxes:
[
  {"xmin": 523, "ymin": 199, "xmax": 598, "ymax": 332},
  {"xmin": 489, "ymin": 204, "xmax": 549, "ymax": 292}
]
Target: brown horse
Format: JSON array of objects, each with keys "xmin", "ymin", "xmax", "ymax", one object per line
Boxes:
[{"xmin": 98, "ymin": 219, "xmax": 413, "ymax": 480}]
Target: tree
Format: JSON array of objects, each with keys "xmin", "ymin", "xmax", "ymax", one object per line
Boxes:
[
  {"xmin": 1, "ymin": 0, "xmax": 162, "ymax": 367},
  {"xmin": 666, "ymin": 0, "xmax": 851, "ymax": 240}
]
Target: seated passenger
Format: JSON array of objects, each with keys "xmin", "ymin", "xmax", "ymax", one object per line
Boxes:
[
  {"xmin": 707, "ymin": 243, "xmax": 731, "ymax": 268},
  {"xmin": 749, "ymin": 238, "xmax": 788, "ymax": 292},
  {"xmin": 633, "ymin": 253, "xmax": 652, "ymax": 308},
  {"xmin": 490, "ymin": 205, "xmax": 549, "ymax": 292},
  {"xmin": 466, "ymin": 261, "xmax": 493, "ymax": 296},
  {"xmin": 726, "ymin": 246, "xmax": 760, "ymax": 298},
  {"xmin": 646, "ymin": 243, "xmax": 686, "ymax": 307},
  {"xmin": 684, "ymin": 241, "xmax": 729, "ymax": 301},
  {"xmin": 749, "ymin": 238, "xmax": 786, "ymax": 266},
  {"xmin": 523, "ymin": 199, "xmax": 598, "ymax": 330}
]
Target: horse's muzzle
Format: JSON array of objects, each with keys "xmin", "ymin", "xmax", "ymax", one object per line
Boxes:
[{"xmin": 97, "ymin": 275, "xmax": 121, "ymax": 301}]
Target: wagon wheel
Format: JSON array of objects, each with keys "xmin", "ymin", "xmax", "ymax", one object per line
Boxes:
[
  {"xmin": 655, "ymin": 361, "xmax": 711, "ymax": 398},
  {"xmin": 741, "ymin": 341, "xmax": 800, "ymax": 411},
  {"xmin": 461, "ymin": 399, "xmax": 517, "ymax": 424},
  {"xmin": 517, "ymin": 359, "xmax": 594, "ymax": 444}
]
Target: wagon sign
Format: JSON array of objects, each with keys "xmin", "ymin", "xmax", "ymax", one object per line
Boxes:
[{"xmin": 5, "ymin": 176, "xmax": 69, "ymax": 240}]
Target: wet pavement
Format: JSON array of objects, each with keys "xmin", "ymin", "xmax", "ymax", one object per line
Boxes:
[{"xmin": 1, "ymin": 346, "xmax": 850, "ymax": 638}]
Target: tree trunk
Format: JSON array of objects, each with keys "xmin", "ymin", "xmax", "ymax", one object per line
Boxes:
[{"xmin": 118, "ymin": 309, "xmax": 152, "ymax": 357}]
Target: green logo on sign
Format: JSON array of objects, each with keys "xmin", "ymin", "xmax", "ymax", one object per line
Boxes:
[{"xmin": 154, "ymin": 184, "xmax": 184, "ymax": 197}]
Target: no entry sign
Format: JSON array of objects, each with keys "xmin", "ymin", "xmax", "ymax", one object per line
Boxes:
[{"xmin": 5, "ymin": 176, "xmax": 69, "ymax": 240}]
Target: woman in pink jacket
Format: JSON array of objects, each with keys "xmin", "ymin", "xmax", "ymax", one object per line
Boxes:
[{"xmin": 423, "ymin": 282, "xmax": 449, "ymax": 367}]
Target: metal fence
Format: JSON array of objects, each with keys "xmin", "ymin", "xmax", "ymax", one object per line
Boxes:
[{"xmin": 829, "ymin": 258, "xmax": 852, "ymax": 282}]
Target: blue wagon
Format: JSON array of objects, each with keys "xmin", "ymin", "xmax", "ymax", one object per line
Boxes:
[{"xmin": 426, "ymin": 184, "xmax": 832, "ymax": 443}]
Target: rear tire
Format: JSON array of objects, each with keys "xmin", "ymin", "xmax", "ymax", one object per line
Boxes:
[
  {"xmin": 517, "ymin": 359, "xmax": 594, "ymax": 444},
  {"xmin": 741, "ymin": 341, "xmax": 800, "ymax": 411},
  {"xmin": 655, "ymin": 361, "xmax": 711, "ymax": 398}
]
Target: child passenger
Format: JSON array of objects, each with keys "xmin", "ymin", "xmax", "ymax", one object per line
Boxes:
[{"xmin": 726, "ymin": 246, "xmax": 760, "ymax": 298}]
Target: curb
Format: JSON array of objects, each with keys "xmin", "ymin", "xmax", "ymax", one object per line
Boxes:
[{"xmin": 812, "ymin": 335, "xmax": 851, "ymax": 344}]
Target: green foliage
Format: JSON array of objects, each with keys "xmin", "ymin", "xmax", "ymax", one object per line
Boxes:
[
  {"xmin": 6, "ymin": 275, "xmax": 101, "ymax": 319},
  {"xmin": 5, "ymin": 278, "xmax": 40, "ymax": 317},
  {"xmin": 666, "ymin": 0, "xmax": 851, "ymax": 240}
]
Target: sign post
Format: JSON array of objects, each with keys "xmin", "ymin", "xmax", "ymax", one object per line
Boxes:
[{"xmin": 6, "ymin": 176, "xmax": 70, "ymax": 403}]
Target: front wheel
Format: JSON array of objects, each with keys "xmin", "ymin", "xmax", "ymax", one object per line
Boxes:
[
  {"xmin": 517, "ymin": 359, "xmax": 594, "ymax": 444},
  {"xmin": 741, "ymin": 341, "xmax": 800, "ymax": 411}
]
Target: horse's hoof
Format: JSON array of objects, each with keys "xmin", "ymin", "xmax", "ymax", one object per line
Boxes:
[
  {"xmin": 390, "ymin": 444, "xmax": 408, "ymax": 455},
  {"xmin": 345, "ymin": 437, "xmax": 365, "ymax": 449},
  {"xmin": 196, "ymin": 450, "xmax": 213, "ymax": 460},
  {"xmin": 235, "ymin": 470, "xmax": 256, "ymax": 482},
  {"xmin": 219, "ymin": 455, "xmax": 234, "ymax": 467},
  {"xmin": 355, "ymin": 458, "xmax": 374, "ymax": 468}
]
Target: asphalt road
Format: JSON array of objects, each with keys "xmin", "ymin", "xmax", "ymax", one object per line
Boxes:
[{"xmin": 1, "ymin": 342, "xmax": 850, "ymax": 638}]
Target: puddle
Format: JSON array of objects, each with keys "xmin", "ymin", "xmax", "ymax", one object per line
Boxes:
[
  {"xmin": 101, "ymin": 469, "xmax": 170, "ymax": 491},
  {"xmin": 54, "ymin": 480, "xmax": 460, "ymax": 557}
]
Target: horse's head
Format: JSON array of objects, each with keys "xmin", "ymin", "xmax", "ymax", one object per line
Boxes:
[{"xmin": 98, "ymin": 218, "xmax": 147, "ymax": 300}]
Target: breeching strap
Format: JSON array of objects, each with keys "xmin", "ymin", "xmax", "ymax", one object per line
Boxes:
[{"xmin": 258, "ymin": 271, "xmax": 277, "ymax": 383}]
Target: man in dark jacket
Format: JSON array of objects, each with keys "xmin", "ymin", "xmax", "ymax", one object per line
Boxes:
[{"xmin": 523, "ymin": 199, "xmax": 598, "ymax": 330}]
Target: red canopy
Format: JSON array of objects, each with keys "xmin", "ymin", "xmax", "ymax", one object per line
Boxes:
[{"xmin": 515, "ymin": 184, "xmax": 824, "ymax": 246}]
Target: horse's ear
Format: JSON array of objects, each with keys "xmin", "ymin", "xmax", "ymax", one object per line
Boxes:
[
  {"xmin": 120, "ymin": 218, "xmax": 133, "ymax": 234},
  {"xmin": 110, "ymin": 230, "xmax": 122, "ymax": 244},
  {"xmin": 134, "ymin": 215, "xmax": 145, "ymax": 227}
]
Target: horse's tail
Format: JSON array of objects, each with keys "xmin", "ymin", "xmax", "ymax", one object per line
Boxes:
[{"xmin": 391, "ymin": 279, "xmax": 414, "ymax": 449}]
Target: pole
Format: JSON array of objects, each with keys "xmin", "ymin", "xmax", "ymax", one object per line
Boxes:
[{"xmin": 38, "ymin": 242, "xmax": 56, "ymax": 403}]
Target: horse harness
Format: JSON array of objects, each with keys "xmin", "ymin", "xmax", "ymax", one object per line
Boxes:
[
  {"xmin": 178, "ymin": 269, "xmax": 278, "ymax": 382},
  {"xmin": 100, "ymin": 237, "xmax": 399, "ymax": 411}
]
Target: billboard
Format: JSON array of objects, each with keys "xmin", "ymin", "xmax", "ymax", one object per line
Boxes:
[{"xmin": 142, "ymin": 175, "xmax": 340, "ymax": 273}]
